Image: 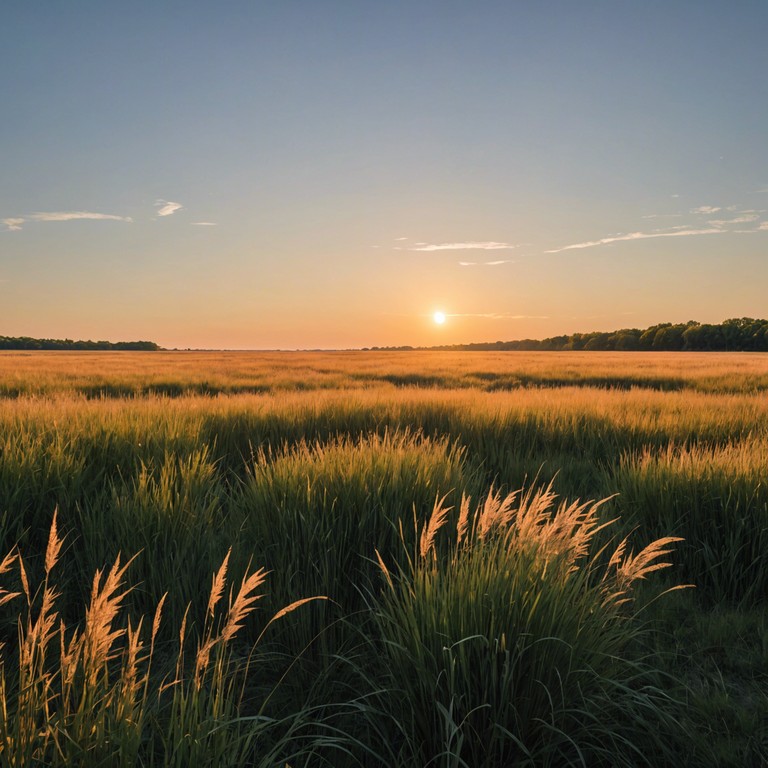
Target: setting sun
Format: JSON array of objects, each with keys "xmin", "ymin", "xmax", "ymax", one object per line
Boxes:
[{"xmin": 433, "ymin": 311, "xmax": 446, "ymax": 325}]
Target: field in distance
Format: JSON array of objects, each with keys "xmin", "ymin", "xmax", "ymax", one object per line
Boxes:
[{"xmin": 3, "ymin": 348, "xmax": 768, "ymax": 396}]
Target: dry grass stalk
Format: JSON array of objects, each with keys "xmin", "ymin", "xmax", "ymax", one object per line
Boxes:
[
  {"xmin": 455, "ymin": 494, "xmax": 471, "ymax": 550},
  {"xmin": 195, "ymin": 559, "xmax": 268, "ymax": 686},
  {"xmin": 419, "ymin": 494, "xmax": 452, "ymax": 559},
  {"xmin": 0, "ymin": 551, "xmax": 20, "ymax": 612},
  {"xmin": 375, "ymin": 549, "xmax": 393, "ymax": 589},
  {"xmin": 606, "ymin": 536, "xmax": 685, "ymax": 606},
  {"xmin": 44, "ymin": 508, "xmax": 63, "ymax": 576},
  {"xmin": 220, "ymin": 567, "xmax": 268, "ymax": 644},
  {"xmin": 207, "ymin": 549, "xmax": 231, "ymax": 620},
  {"xmin": 82, "ymin": 554, "xmax": 134, "ymax": 688}
]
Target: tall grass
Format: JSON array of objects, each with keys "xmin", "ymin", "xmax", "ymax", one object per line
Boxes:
[
  {"xmin": 233, "ymin": 430, "xmax": 475, "ymax": 661},
  {"xmin": 0, "ymin": 351, "xmax": 766, "ymax": 764},
  {"xmin": 612, "ymin": 441, "xmax": 768, "ymax": 604},
  {"xmin": 370, "ymin": 488, "xmax": 683, "ymax": 767},
  {"xmin": 0, "ymin": 516, "xmax": 329, "ymax": 767}
]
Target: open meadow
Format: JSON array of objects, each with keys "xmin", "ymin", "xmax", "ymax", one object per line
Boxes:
[{"xmin": 0, "ymin": 350, "xmax": 766, "ymax": 766}]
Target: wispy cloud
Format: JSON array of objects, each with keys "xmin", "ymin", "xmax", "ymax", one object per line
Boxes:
[
  {"xmin": 2, "ymin": 218, "xmax": 25, "ymax": 231},
  {"xmin": 545, "ymin": 228, "xmax": 726, "ymax": 254},
  {"xmin": 4, "ymin": 211, "xmax": 132, "ymax": 230},
  {"xmin": 709, "ymin": 214, "xmax": 758, "ymax": 227},
  {"xmin": 458, "ymin": 259, "xmax": 513, "ymax": 266},
  {"xmin": 409, "ymin": 241, "xmax": 517, "ymax": 251},
  {"xmin": 692, "ymin": 205, "xmax": 721, "ymax": 214},
  {"xmin": 155, "ymin": 199, "xmax": 183, "ymax": 217},
  {"xmin": 641, "ymin": 213, "xmax": 683, "ymax": 219},
  {"xmin": 758, "ymin": 222, "xmax": 768, "ymax": 230},
  {"xmin": 30, "ymin": 211, "xmax": 133, "ymax": 223},
  {"xmin": 191, "ymin": 221, "xmax": 217, "ymax": 226}
]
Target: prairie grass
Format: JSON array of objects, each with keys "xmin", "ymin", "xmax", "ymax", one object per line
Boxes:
[
  {"xmin": 371, "ymin": 488, "xmax": 683, "ymax": 767},
  {"xmin": 0, "ymin": 517, "xmax": 328, "ymax": 767},
  {"xmin": 2, "ymin": 349, "xmax": 768, "ymax": 396},
  {"xmin": 233, "ymin": 430, "xmax": 474, "ymax": 662},
  {"xmin": 613, "ymin": 440, "xmax": 768, "ymax": 604},
  {"xmin": 0, "ymin": 350, "xmax": 766, "ymax": 764}
]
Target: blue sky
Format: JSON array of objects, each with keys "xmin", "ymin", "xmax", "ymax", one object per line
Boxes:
[{"xmin": 2, "ymin": 1, "xmax": 767, "ymax": 348}]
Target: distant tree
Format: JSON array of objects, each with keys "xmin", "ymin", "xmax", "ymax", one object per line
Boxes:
[
  {"xmin": 613, "ymin": 331, "xmax": 640, "ymax": 350},
  {"xmin": 583, "ymin": 333, "xmax": 610, "ymax": 351},
  {"xmin": 0, "ymin": 335, "xmax": 160, "ymax": 351}
]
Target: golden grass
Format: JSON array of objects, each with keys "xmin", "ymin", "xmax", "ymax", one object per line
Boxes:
[
  {"xmin": 2, "ymin": 349, "xmax": 768, "ymax": 396},
  {"xmin": 0, "ymin": 349, "xmax": 765, "ymax": 763},
  {"xmin": 0, "ymin": 518, "xmax": 320, "ymax": 766}
]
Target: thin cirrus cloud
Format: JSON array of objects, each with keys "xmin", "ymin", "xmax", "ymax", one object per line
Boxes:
[
  {"xmin": 31, "ymin": 211, "xmax": 133, "ymax": 223},
  {"xmin": 2, "ymin": 218, "xmax": 25, "ymax": 231},
  {"xmin": 191, "ymin": 221, "xmax": 218, "ymax": 226},
  {"xmin": 692, "ymin": 205, "xmax": 722, "ymax": 214},
  {"xmin": 3, "ymin": 211, "xmax": 133, "ymax": 231},
  {"xmin": 155, "ymin": 199, "xmax": 183, "ymax": 217},
  {"xmin": 545, "ymin": 228, "xmax": 727, "ymax": 254},
  {"xmin": 709, "ymin": 214, "xmax": 759, "ymax": 226},
  {"xmin": 408, "ymin": 241, "xmax": 517, "ymax": 251},
  {"xmin": 459, "ymin": 259, "xmax": 513, "ymax": 266}
]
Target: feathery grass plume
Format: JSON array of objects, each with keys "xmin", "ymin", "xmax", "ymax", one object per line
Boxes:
[
  {"xmin": 419, "ymin": 493, "xmax": 452, "ymax": 559},
  {"xmin": 220, "ymin": 566, "xmax": 268, "ymax": 645},
  {"xmin": 59, "ymin": 620, "xmax": 80, "ymax": 690},
  {"xmin": 375, "ymin": 549, "xmax": 393, "ymax": 590},
  {"xmin": 455, "ymin": 493, "xmax": 471, "ymax": 550},
  {"xmin": 0, "ymin": 550, "xmax": 20, "ymax": 611},
  {"xmin": 82, "ymin": 554, "xmax": 135, "ymax": 687},
  {"xmin": 195, "ymin": 557, "xmax": 268, "ymax": 686},
  {"xmin": 606, "ymin": 536, "xmax": 685, "ymax": 607},
  {"xmin": 151, "ymin": 592, "xmax": 166, "ymax": 651},
  {"xmin": 476, "ymin": 487, "xmax": 518, "ymax": 540},
  {"xmin": 17, "ymin": 553, "xmax": 30, "ymax": 605},
  {"xmin": 185, "ymin": 549, "xmax": 232, "ymax": 687},
  {"xmin": 44, "ymin": 508, "xmax": 63, "ymax": 576},
  {"xmin": 507, "ymin": 484, "xmax": 617, "ymax": 576},
  {"xmin": 262, "ymin": 596, "xmax": 329, "ymax": 630},
  {"xmin": 207, "ymin": 549, "xmax": 231, "ymax": 620}
]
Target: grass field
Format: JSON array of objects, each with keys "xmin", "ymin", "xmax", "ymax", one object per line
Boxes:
[{"xmin": 0, "ymin": 351, "xmax": 766, "ymax": 766}]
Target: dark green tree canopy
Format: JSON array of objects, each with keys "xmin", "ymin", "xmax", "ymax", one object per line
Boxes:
[
  {"xmin": 369, "ymin": 319, "xmax": 768, "ymax": 353},
  {"xmin": 0, "ymin": 336, "xmax": 160, "ymax": 351}
]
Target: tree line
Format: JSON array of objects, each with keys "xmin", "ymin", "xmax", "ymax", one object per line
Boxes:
[
  {"xmin": 0, "ymin": 335, "xmax": 160, "ymax": 351},
  {"xmin": 368, "ymin": 318, "xmax": 768, "ymax": 353}
]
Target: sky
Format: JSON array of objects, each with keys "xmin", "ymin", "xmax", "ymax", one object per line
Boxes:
[{"xmin": 2, "ymin": 1, "xmax": 767, "ymax": 349}]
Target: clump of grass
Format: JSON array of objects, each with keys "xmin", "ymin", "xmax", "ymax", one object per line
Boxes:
[
  {"xmin": 0, "ymin": 514, "xmax": 325, "ymax": 767},
  {"xmin": 613, "ymin": 441, "xmax": 768, "ymax": 604},
  {"xmin": 234, "ymin": 429, "xmax": 474, "ymax": 660},
  {"xmin": 372, "ymin": 486, "xmax": 685, "ymax": 767}
]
